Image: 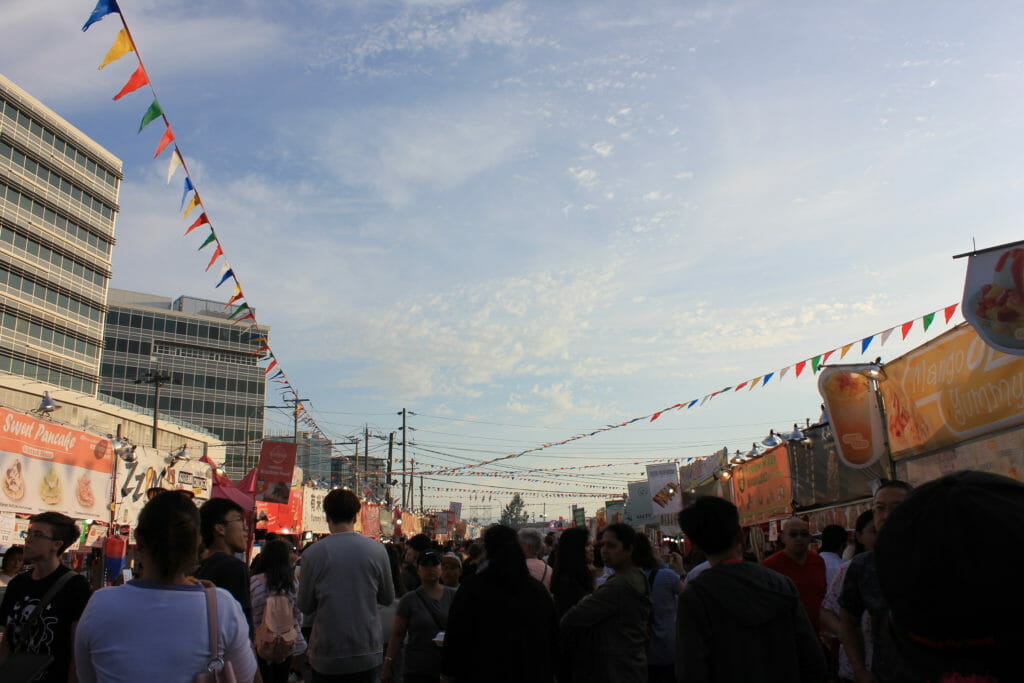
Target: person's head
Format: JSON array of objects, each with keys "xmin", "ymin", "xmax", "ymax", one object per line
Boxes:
[
  {"xmin": 259, "ymin": 538, "xmax": 296, "ymax": 593},
  {"xmin": 136, "ymin": 490, "xmax": 201, "ymax": 581},
  {"xmin": 544, "ymin": 532, "xmax": 556, "ymax": 552},
  {"xmin": 853, "ymin": 509, "xmax": 876, "ymax": 555},
  {"xmin": 440, "ymin": 553, "xmax": 462, "ymax": 587},
  {"xmin": 416, "ymin": 549, "xmax": 442, "ymax": 585},
  {"xmin": 678, "ymin": 496, "xmax": 741, "ymax": 557},
  {"xmin": 873, "ymin": 479, "xmax": 913, "ymax": 531},
  {"xmin": 876, "ymin": 471, "xmax": 1023, "ymax": 680},
  {"xmin": 405, "ymin": 533, "xmax": 431, "ymax": 564},
  {"xmin": 323, "ymin": 488, "xmax": 360, "ymax": 526},
  {"xmin": 518, "ymin": 527, "xmax": 543, "ymax": 560},
  {"xmin": 25, "ymin": 512, "xmax": 78, "ymax": 563},
  {"xmin": 1, "ymin": 545, "xmax": 24, "ymax": 575},
  {"xmin": 551, "ymin": 526, "xmax": 594, "ymax": 594},
  {"xmin": 199, "ymin": 497, "xmax": 247, "ymax": 553},
  {"xmin": 780, "ymin": 518, "xmax": 811, "ymax": 558},
  {"xmin": 820, "ymin": 524, "xmax": 847, "ymax": 554},
  {"xmin": 631, "ymin": 533, "xmax": 658, "ymax": 571},
  {"xmin": 600, "ymin": 523, "xmax": 639, "ymax": 571},
  {"xmin": 481, "ymin": 524, "xmax": 529, "ymax": 584}
]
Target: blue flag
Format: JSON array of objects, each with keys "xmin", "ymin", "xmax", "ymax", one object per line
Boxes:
[
  {"xmin": 82, "ymin": 0, "xmax": 120, "ymax": 31},
  {"xmin": 180, "ymin": 176, "xmax": 194, "ymax": 210}
]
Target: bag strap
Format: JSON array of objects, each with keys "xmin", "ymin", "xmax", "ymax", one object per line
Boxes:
[
  {"xmin": 204, "ymin": 586, "xmax": 224, "ymax": 672},
  {"xmin": 414, "ymin": 588, "xmax": 446, "ymax": 631},
  {"xmin": 15, "ymin": 569, "xmax": 76, "ymax": 653}
]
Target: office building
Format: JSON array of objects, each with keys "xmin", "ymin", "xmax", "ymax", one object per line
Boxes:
[
  {"xmin": 0, "ymin": 74, "xmax": 121, "ymax": 395},
  {"xmin": 99, "ymin": 288, "xmax": 267, "ymax": 478}
]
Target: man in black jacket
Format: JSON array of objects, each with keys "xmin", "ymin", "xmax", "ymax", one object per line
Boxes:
[{"xmin": 676, "ymin": 496, "xmax": 826, "ymax": 683}]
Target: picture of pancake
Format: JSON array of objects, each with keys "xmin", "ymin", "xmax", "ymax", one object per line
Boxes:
[
  {"xmin": 2, "ymin": 459, "xmax": 25, "ymax": 501},
  {"xmin": 76, "ymin": 472, "xmax": 95, "ymax": 508},
  {"xmin": 39, "ymin": 465, "xmax": 63, "ymax": 505}
]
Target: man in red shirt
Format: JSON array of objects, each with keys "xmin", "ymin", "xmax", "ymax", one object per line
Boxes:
[{"xmin": 762, "ymin": 518, "xmax": 826, "ymax": 633}]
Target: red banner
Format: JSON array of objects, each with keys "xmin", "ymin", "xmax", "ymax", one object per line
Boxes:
[{"xmin": 255, "ymin": 440, "xmax": 296, "ymax": 504}]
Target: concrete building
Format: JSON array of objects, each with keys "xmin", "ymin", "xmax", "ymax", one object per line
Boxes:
[
  {"xmin": 99, "ymin": 289, "xmax": 267, "ymax": 479},
  {"xmin": 0, "ymin": 74, "xmax": 121, "ymax": 396}
]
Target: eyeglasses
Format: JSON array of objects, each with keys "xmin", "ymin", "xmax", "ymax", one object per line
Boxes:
[{"xmin": 25, "ymin": 531, "xmax": 55, "ymax": 541}]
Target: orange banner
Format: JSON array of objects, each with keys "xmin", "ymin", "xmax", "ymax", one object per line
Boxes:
[
  {"xmin": 818, "ymin": 366, "xmax": 887, "ymax": 469},
  {"xmin": 879, "ymin": 323, "xmax": 1024, "ymax": 460},
  {"xmin": 0, "ymin": 407, "xmax": 113, "ymax": 519},
  {"xmin": 731, "ymin": 445, "xmax": 792, "ymax": 527}
]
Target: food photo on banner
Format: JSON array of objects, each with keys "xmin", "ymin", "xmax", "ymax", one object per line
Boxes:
[
  {"xmin": 817, "ymin": 366, "xmax": 888, "ymax": 471},
  {"xmin": 254, "ymin": 440, "xmax": 297, "ymax": 504},
  {"xmin": 604, "ymin": 499, "xmax": 625, "ymax": 524},
  {"xmin": 961, "ymin": 240, "xmax": 1024, "ymax": 355},
  {"xmin": 730, "ymin": 444, "xmax": 792, "ymax": 527},
  {"xmin": 646, "ymin": 462, "xmax": 683, "ymax": 516}
]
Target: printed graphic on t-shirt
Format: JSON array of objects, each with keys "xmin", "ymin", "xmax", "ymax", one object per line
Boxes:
[{"xmin": 6, "ymin": 595, "xmax": 59, "ymax": 652}]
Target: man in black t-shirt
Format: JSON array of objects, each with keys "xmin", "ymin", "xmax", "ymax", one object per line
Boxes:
[
  {"xmin": 196, "ymin": 497, "xmax": 253, "ymax": 638},
  {"xmin": 0, "ymin": 512, "xmax": 92, "ymax": 683}
]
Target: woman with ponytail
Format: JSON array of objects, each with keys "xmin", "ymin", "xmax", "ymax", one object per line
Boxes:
[{"xmin": 74, "ymin": 491, "xmax": 258, "ymax": 682}]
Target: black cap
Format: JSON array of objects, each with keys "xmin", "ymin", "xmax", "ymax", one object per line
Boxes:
[{"xmin": 417, "ymin": 550, "xmax": 441, "ymax": 566}]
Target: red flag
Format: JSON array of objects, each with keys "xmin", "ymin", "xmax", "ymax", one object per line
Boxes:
[
  {"xmin": 822, "ymin": 350, "xmax": 835, "ymax": 364},
  {"xmin": 650, "ymin": 411, "xmax": 663, "ymax": 422},
  {"xmin": 944, "ymin": 303, "xmax": 957, "ymax": 323},
  {"xmin": 795, "ymin": 360, "xmax": 807, "ymax": 377},
  {"xmin": 901, "ymin": 320, "xmax": 914, "ymax": 339},
  {"xmin": 227, "ymin": 291, "xmax": 245, "ymax": 305},
  {"xmin": 153, "ymin": 125, "xmax": 175, "ymax": 158},
  {"xmin": 205, "ymin": 244, "xmax": 224, "ymax": 271},
  {"xmin": 232, "ymin": 312, "xmax": 256, "ymax": 324},
  {"xmin": 185, "ymin": 212, "xmax": 209, "ymax": 235},
  {"xmin": 113, "ymin": 64, "xmax": 149, "ymax": 100},
  {"xmin": 733, "ymin": 381, "xmax": 748, "ymax": 391}
]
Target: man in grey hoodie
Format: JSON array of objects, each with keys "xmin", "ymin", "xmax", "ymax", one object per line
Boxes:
[
  {"xmin": 676, "ymin": 496, "xmax": 826, "ymax": 683},
  {"xmin": 298, "ymin": 489, "xmax": 395, "ymax": 682}
]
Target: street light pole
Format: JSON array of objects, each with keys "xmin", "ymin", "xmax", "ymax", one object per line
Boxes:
[{"xmin": 135, "ymin": 367, "xmax": 176, "ymax": 448}]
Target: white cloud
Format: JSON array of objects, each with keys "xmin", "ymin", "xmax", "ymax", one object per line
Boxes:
[
  {"xmin": 643, "ymin": 190, "xmax": 671, "ymax": 200},
  {"xmin": 569, "ymin": 167, "xmax": 599, "ymax": 189},
  {"xmin": 592, "ymin": 141, "xmax": 614, "ymax": 157}
]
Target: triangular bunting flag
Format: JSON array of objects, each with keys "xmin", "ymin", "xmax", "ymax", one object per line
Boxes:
[
  {"xmin": 198, "ymin": 231, "xmax": 217, "ymax": 250},
  {"xmin": 153, "ymin": 125, "xmax": 175, "ymax": 158},
  {"xmin": 748, "ymin": 377, "xmax": 761, "ymax": 390},
  {"xmin": 82, "ymin": 0, "xmax": 120, "ymax": 31},
  {"xmin": 264, "ymin": 359, "xmax": 279, "ymax": 374},
  {"xmin": 880, "ymin": 328, "xmax": 895, "ymax": 346},
  {"xmin": 215, "ymin": 268, "xmax": 234, "ymax": 288},
  {"xmin": 762, "ymin": 371, "xmax": 774, "ymax": 386},
  {"xmin": 944, "ymin": 303, "xmax": 958, "ymax": 323},
  {"xmin": 185, "ymin": 212, "xmax": 210, "ymax": 235},
  {"xmin": 166, "ymin": 149, "xmax": 183, "ymax": 184},
  {"xmin": 840, "ymin": 343, "xmax": 854, "ymax": 359},
  {"xmin": 901, "ymin": 320, "xmax": 914, "ymax": 339},
  {"xmin": 228, "ymin": 303, "xmax": 250, "ymax": 320},
  {"xmin": 270, "ymin": 370, "xmax": 285, "ymax": 380},
  {"xmin": 861, "ymin": 336, "xmax": 874, "ymax": 353},
  {"xmin": 232, "ymin": 311, "xmax": 256, "ymax": 324},
  {"xmin": 811, "ymin": 355, "xmax": 822, "ymax": 374},
  {"xmin": 922, "ymin": 312, "xmax": 935, "ymax": 331},
  {"xmin": 180, "ymin": 177, "xmax": 194, "ymax": 209},
  {"xmin": 138, "ymin": 99, "xmax": 163, "ymax": 132},
  {"xmin": 99, "ymin": 28, "xmax": 133, "ymax": 69},
  {"xmin": 183, "ymin": 194, "xmax": 202, "ymax": 217},
  {"xmin": 113, "ymin": 64, "xmax": 149, "ymax": 101},
  {"xmin": 204, "ymin": 244, "xmax": 224, "ymax": 271},
  {"xmin": 780, "ymin": 367, "xmax": 790, "ymax": 379},
  {"xmin": 734, "ymin": 381, "xmax": 748, "ymax": 391},
  {"xmin": 687, "ymin": 400, "xmax": 698, "ymax": 409},
  {"xmin": 650, "ymin": 411, "xmax": 663, "ymax": 422},
  {"xmin": 795, "ymin": 361, "xmax": 807, "ymax": 378},
  {"xmin": 227, "ymin": 291, "xmax": 245, "ymax": 306},
  {"xmin": 822, "ymin": 350, "xmax": 835, "ymax": 365}
]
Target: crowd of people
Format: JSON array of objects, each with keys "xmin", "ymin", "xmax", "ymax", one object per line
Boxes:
[{"xmin": 0, "ymin": 469, "xmax": 1019, "ymax": 682}]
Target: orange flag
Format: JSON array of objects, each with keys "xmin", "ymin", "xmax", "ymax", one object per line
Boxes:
[
  {"xmin": 153, "ymin": 126, "xmax": 175, "ymax": 158},
  {"xmin": 113, "ymin": 64, "xmax": 149, "ymax": 100}
]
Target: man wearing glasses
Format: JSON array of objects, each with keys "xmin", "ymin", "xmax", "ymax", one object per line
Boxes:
[
  {"xmin": 762, "ymin": 518, "xmax": 827, "ymax": 634},
  {"xmin": 196, "ymin": 498, "xmax": 254, "ymax": 639},
  {"xmin": 0, "ymin": 512, "xmax": 92, "ymax": 683}
]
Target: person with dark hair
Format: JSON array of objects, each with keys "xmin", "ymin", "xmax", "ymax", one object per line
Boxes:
[
  {"xmin": 74, "ymin": 491, "xmax": 257, "ymax": 682},
  {"xmin": 251, "ymin": 538, "xmax": 306, "ymax": 682},
  {"xmin": 550, "ymin": 527, "xmax": 594, "ymax": 619},
  {"xmin": 196, "ymin": 496, "xmax": 254, "ymax": 639},
  {"xmin": 460, "ymin": 540, "xmax": 484, "ymax": 580},
  {"xmin": 0, "ymin": 544, "xmax": 23, "ymax": 585},
  {"xmin": 676, "ymin": 496, "xmax": 826, "ymax": 682},
  {"xmin": 821, "ymin": 509, "xmax": 876, "ymax": 682},
  {"xmin": 633, "ymin": 534, "xmax": 681, "ymax": 683},
  {"xmin": 402, "ymin": 534, "xmax": 432, "ymax": 591},
  {"xmin": 0, "ymin": 512, "xmax": 91, "ymax": 683},
  {"xmin": 762, "ymin": 518, "xmax": 827, "ymax": 633},
  {"xmin": 838, "ymin": 479, "xmax": 912, "ymax": 683},
  {"xmin": 561, "ymin": 523, "xmax": 650, "ymax": 683},
  {"xmin": 298, "ymin": 488, "xmax": 394, "ymax": 682},
  {"xmin": 874, "ymin": 471, "xmax": 1022, "ymax": 682},
  {"xmin": 442, "ymin": 524, "xmax": 558, "ymax": 683},
  {"xmin": 819, "ymin": 524, "xmax": 847, "ymax": 587}
]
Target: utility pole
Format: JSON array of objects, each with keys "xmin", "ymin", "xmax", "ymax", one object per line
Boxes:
[
  {"xmin": 409, "ymin": 458, "xmax": 415, "ymax": 510},
  {"xmin": 353, "ymin": 441, "xmax": 360, "ymax": 491},
  {"xmin": 399, "ymin": 409, "xmax": 407, "ymax": 509},
  {"xmin": 364, "ymin": 425, "xmax": 369, "ymax": 498},
  {"xmin": 386, "ymin": 432, "xmax": 394, "ymax": 507},
  {"xmin": 135, "ymin": 366, "xmax": 178, "ymax": 447},
  {"xmin": 419, "ymin": 474, "xmax": 424, "ymax": 513}
]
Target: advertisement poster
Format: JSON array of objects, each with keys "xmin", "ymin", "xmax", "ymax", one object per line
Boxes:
[
  {"xmin": 0, "ymin": 406, "xmax": 113, "ymax": 520},
  {"xmin": 731, "ymin": 445, "xmax": 792, "ymax": 527},
  {"xmin": 301, "ymin": 486, "xmax": 330, "ymax": 535},
  {"xmin": 896, "ymin": 425, "xmax": 1024, "ymax": 486},
  {"xmin": 361, "ymin": 503, "xmax": 380, "ymax": 538},
  {"xmin": 625, "ymin": 481, "xmax": 654, "ymax": 526},
  {"xmin": 646, "ymin": 462, "xmax": 683, "ymax": 515},
  {"xmin": 680, "ymin": 448, "xmax": 734, "ymax": 507},
  {"xmin": 255, "ymin": 440, "xmax": 297, "ymax": 504},
  {"xmin": 605, "ymin": 499, "xmax": 625, "ymax": 525},
  {"xmin": 878, "ymin": 324, "xmax": 1024, "ymax": 459},
  {"xmin": 256, "ymin": 466, "xmax": 303, "ymax": 535},
  {"xmin": 572, "ymin": 507, "xmax": 585, "ymax": 527},
  {"xmin": 788, "ymin": 425, "xmax": 876, "ymax": 508},
  {"xmin": 0, "ymin": 511, "xmax": 15, "ymax": 547},
  {"xmin": 962, "ymin": 243, "xmax": 1024, "ymax": 355},
  {"xmin": 818, "ymin": 367, "xmax": 887, "ymax": 469},
  {"xmin": 436, "ymin": 509, "xmax": 449, "ymax": 535},
  {"xmin": 112, "ymin": 444, "xmax": 213, "ymax": 526},
  {"xmin": 450, "ymin": 501, "xmax": 462, "ymax": 521},
  {"xmin": 379, "ymin": 507, "xmax": 394, "ymax": 537}
]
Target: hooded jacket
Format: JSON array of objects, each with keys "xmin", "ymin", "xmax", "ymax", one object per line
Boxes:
[
  {"xmin": 676, "ymin": 560, "xmax": 826, "ymax": 683},
  {"xmin": 560, "ymin": 566, "xmax": 651, "ymax": 683}
]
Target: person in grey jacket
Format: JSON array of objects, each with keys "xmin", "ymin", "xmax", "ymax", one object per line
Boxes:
[
  {"xmin": 560, "ymin": 523, "xmax": 651, "ymax": 683},
  {"xmin": 297, "ymin": 489, "xmax": 395, "ymax": 682},
  {"xmin": 676, "ymin": 496, "xmax": 826, "ymax": 683}
]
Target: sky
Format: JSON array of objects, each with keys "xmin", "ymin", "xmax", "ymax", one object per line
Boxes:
[{"xmin": 3, "ymin": 1, "xmax": 1024, "ymax": 521}]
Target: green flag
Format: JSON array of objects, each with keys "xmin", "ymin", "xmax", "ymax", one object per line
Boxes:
[
  {"xmin": 198, "ymin": 231, "xmax": 217, "ymax": 250},
  {"xmin": 922, "ymin": 312, "xmax": 936, "ymax": 331},
  {"xmin": 811, "ymin": 354, "xmax": 822, "ymax": 374},
  {"xmin": 228, "ymin": 303, "xmax": 250, "ymax": 320},
  {"xmin": 138, "ymin": 99, "xmax": 163, "ymax": 133}
]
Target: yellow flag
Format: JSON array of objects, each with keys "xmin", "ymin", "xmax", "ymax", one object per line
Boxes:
[
  {"xmin": 99, "ymin": 28, "xmax": 134, "ymax": 70},
  {"xmin": 183, "ymin": 193, "xmax": 202, "ymax": 218}
]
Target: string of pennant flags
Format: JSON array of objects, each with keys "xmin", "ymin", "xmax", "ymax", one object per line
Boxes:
[
  {"xmin": 82, "ymin": 1, "xmax": 326, "ymax": 439},
  {"xmin": 423, "ymin": 303, "xmax": 960, "ymax": 476}
]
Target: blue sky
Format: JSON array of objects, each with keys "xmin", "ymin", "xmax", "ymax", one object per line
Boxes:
[{"xmin": 4, "ymin": 1, "xmax": 1024, "ymax": 520}]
